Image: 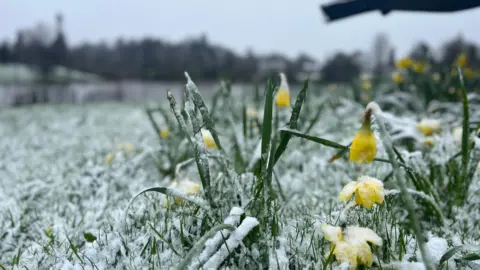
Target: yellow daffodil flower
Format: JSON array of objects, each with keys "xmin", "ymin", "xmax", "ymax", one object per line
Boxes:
[
  {"xmin": 275, "ymin": 72, "xmax": 290, "ymax": 107},
  {"xmin": 456, "ymin": 52, "xmax": 467, "ymax": 68},
  {"xmin": 118, "ymin": 143, "xmax": 136, "ymax": 152},
  {"xmin": 392, "ymin": 71, "xmax": 405, "ymax": 84},
  {"xmin": 350, "ymin": 108, "xmax": 376, "ymax": 164},
  {"xmin": 160, "ymin": 128, "xmax": 170, "ymax": 139},
  {"xmin": 424, "ymin": 137, "xmax": 435, "ymax": 147},
  {"xmin": 395, "ymin": 57, "xmax": 413, "ymax": 69},
  {"xmin": 322, "ymin": 224, "xmax": 382, "ymax": 270},
  {"xmin": 362, "ymin": 80, "xmax": 372, "ymax": 90},
  {"xmin": 201, "ymin": 129, "xmax": 217, "ymax": 149},
  {"xmin": 168, "ymin": 180, "xmax": 201, "ymax": 205},
  {"xmin": 416, "ymin": 119, "xmax": 441, "ymax": 136},
  {"xmin": 339, "ymin": 175, "xmax": 384, "ymax": 209},
  {"xmin": 412, "ymin": 61, "xmax": 426, "ymax": 73},
  {"xmin": 105, "ymin": 153, "xmax": 114, "ymax": 165}
]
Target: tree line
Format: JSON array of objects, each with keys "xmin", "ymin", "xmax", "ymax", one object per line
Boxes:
[{"xmin": 0, "ymin": 14, "xmax": 479, "ymax": 83}]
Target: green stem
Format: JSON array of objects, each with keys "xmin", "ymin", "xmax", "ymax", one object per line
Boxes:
[{"xmin": 375, "ymin": 110, "xmax": 434, "ymax": 270}]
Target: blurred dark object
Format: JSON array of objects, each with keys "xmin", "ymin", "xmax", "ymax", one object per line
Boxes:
[{"xmin": 321, "ymin": 0, "xmax": 480, "ymax": 22}]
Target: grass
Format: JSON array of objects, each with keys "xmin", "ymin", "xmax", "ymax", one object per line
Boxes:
[{"xmin": 1, "ymin": 66, "xmax": 480, "ymax": 269}]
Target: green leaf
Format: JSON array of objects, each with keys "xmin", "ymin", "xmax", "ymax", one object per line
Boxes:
[
  {"xmin": 461, "ymin": 252, "xmax": 480, "ymax": 261},
  {"xmin": 273, "ymin": 79, "xmax": 309, "ymax": 166},
  {"xmin": 457, "ymin": 67, "xmax": 470, "ymax": 189},
  {"xmin": 176, "ymin": 224, "xmax": 235, "ymax": 270},
  {"xmin": 440, "ymin": 246, "xmax": 464, "ymax": 264},
  {"xmin": 83, "ymin": 232, "xmax": 97, "ymax": 243},
  {"xmin": 279, "ymin": 128, "xmax": 347, "ymax": 149}
]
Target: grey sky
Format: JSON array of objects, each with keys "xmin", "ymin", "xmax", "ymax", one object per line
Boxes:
[{"xmin": 2, "ymin": 0, "xmax": 479, "ymax": 61}]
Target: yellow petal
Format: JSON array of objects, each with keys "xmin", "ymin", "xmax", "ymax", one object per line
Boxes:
[
  {"xmin": 355, "ymin": 241, "xmax": 373, "ymax": 266},
  {"xmin": 334, "ymin": 241, "xmax": 358, "ymax": 270},
  {"xmin": 201, "ymin": 129, "xmax": 217, "ymax": 149},
  {"xmin": 321, "ymin": 224, "xmax": 343, "ymax": 244},
  {"xmin": 349, "ymin": 124, "xmax": 377, "ymax": 164},
  {"xmin": 275, "ymin": 89, "xmax": 290, "ymax": 107},
  {"xmin": 346, "ymin": 226, "xmax": 383, "ymax": 246},
  {"xmin": 339, "ymin": 182, "xmax": 358, "ymax": 202},
  {"xmin": 105, "ymin": 153, "xmax": 114, "ymax": 165},
  {"xmin": 160, "ymin": 128, "xmax": 170, "ymax": 139},
  {"xmin": 359, "ymin": 176, "xmax": 384, "ymax": 205}
]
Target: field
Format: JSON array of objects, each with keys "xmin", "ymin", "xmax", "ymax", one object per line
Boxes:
[{"xmin": 1, "ymin": 68, "xmax": 480, "ymax": 269}]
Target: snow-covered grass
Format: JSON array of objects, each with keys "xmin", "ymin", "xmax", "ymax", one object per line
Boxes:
[{"xmin": 1, "ymin": 70, "xmax": 480, "ymax": 270}]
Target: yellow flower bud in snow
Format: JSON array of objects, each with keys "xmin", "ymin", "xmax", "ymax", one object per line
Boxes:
[
  {"xmin": 275, "ymin": 72, "xmax": 290, "ymax": 107},
  {"xmin": 118, "ymin": 143, "xmax": 136, "ymax": 152},
  {"xmin": 350, "ymin": 107, "xmax": 376, "ymax": 164},
  {"xmin": 340, "ymin": 175, "xmax": 384, "ymax": 209},
  {"xmin": 392, "ymin": 71, "xmax": 405, "ymax": 84},
  {"xmin": 201, "ymin": 129, "xmax": 217, "ymax": 149},
  {"xmin": 168, "ymin": 180, "xmax": 201, "ymax": 205},
  {"xmin": 321, "ymin": 224, "xmax": 382, "ymax": 270},
  {"xmin": 416, "ymin": 119, "xmax": 441, "ymax": 136},
  {"xmin": 160, "ymin": 128, "xmax": 170, "ymax": 139},
  {"xmin": 105, "ymin": 153, "xmax": 114, "ymax": 165}
]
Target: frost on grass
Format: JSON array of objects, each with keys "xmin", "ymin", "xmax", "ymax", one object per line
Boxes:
[{"xmin": 1, "ymin": 89, "xmax": 480, "ymax": 269}]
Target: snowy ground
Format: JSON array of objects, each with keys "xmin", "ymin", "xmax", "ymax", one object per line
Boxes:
[{"xmin": 1, "ymin": 81, "xmax": 480, "ymax": 269}]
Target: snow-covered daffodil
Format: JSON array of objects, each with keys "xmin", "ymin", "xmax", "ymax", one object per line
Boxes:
[
  {"xmin": 160, "ymin": 128, "xmax": 170, "ymax": 139},
  {"xmin": 392, "ymin": 71, "xmax": 405, "ymax": 84},
  {"xmin": 201, "ymin": 129, "xmax": 217, "ymax": 149},
  {"xmin": 322, "ymin": 224, "xmax": 383, "ymax": 270},
  {"xmin": 416, "ymin": 119, "xmax": 441, "ymax": 136},
  {"xmin": 350, "ymin": 108, "xmax": 376, "ymax": 164},
  {"xmin": 275, "ymin": 72, "xmax": 290, "ymax": 107},
  {"xmin": 168, "ymin": 180, "xmax": 201, "ymax": 204},
  {"xmin": 340, "ymin": 176, "xmax": 384, "ymax": 209}
]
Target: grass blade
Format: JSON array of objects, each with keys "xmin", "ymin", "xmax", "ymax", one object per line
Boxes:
[
  {"xmin": 279, "ymin": 128, "xmax": 347, "ymax": 149},
  {"xmin": 176, "ymin": 224, "xmax": 235, "ymax": 270},
  {"xmin": 273, "ymin": 79, "xmax": 309, "ymax": 165}
]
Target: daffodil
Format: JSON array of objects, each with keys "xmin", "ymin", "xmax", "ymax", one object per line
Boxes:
[
  {"xmin": 424, "ymin": 137, "xmax": 435, "ymax": 147},
  {"xmin": 350, "ymin": 109, "xmax": 376, "ymax": 164},
  {"xmin": 361, "ymin": 80, "xmax": 372, "ymax": 90},
  {"xmin": 392, "ymin": 71, "xmax": 405, "ymax": 84},
  {"xmin": 416, "ymin": 119, "xmax": 441, "ymax": 136},
  {"xmin": 455, "ymin": 52, "xmax": 467, "ymax": 68},
  {"xmin": 201, "ymin": 129, "xmax": 217, "ymax": 149},
  {"xmin": 160, "ymin": 128, "xmax": 170, "ymax": 139},
  {"xmin": 168, "ymin": 180, "xmax": 201, "ymax": 204},
  {"xmin": 118, "ymin": 143, "xmax": 136, "ymax": 152},
  {"xmin": 322, "ymin": 224, "xmax": 382, "ymax": 270},
  {"xmin": 395, "ymin": 57, "xmax": 413, "ymax": 69},
  {"xmin": 275, "ymin": 72, "xmax": 290, "ymax": 107},
  {"xmin": 105, "ymin": 153, "xmax": 114, "ymax": 165},
  {"xmin": 412, "ymin": 61, "xmax": 426, "ymax": 73},
  {"xmin": 339, "ymin": 175, "xmax": 384, "ymax": 209}
]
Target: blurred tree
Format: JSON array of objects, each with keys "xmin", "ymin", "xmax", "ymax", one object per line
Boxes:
[
  {"xmin": 50, "ymin": 13, "xmax": 68, "ymax": 69},
  {"xmin": 441, "ymin": 35, "xmax": 465, "ymax": 66},
  {"xmin": 0, "ymin": 41, "xmax": 11, "ymax": 63},
  {"xmin": 409, "ymin": 42, "xmax": 435, "ymax": 63},
  {"xmin": 321, "ymin": 52, "xmax": 361, "ymax": 82},
  {"xmin": 372, "ymin": 33, "xmax": 391, "ymax": 74}
]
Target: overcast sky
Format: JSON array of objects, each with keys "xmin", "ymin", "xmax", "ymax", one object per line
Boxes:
[{"xmin": 1, "ymin": 0, "xmax": 479, "ymax": 61}]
